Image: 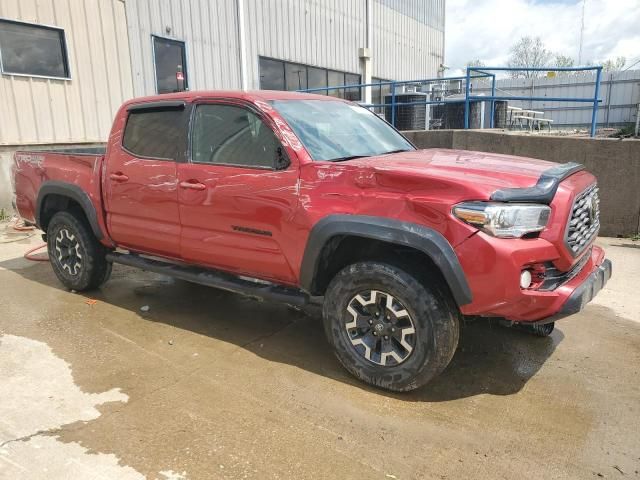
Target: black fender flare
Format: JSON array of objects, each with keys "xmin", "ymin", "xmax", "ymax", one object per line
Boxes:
[
  {"xmin": 299, "ymin": 215, "xmax": 472, "ymax": 306},
  {"xmin": 36, "ymin": 180, "xmax": 104, "ymax": 240}
]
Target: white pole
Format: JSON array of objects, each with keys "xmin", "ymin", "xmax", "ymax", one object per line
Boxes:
[{"xmin": 237, "ymin": 0, "xmax": 249, "ymax": 91}]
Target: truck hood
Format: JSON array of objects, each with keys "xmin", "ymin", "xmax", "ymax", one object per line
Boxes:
[{"xmin": 345, "ymin": 148, "xmax": 558, "ymax": 197}]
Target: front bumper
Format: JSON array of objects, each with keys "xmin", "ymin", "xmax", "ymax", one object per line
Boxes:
[
  {"xmin": 536, "ymin": 258, "xmax": 612, "ymax": 324},
  {"xmin": 456, "ymin": 232, "xmax": 611, "ymax": 323}
]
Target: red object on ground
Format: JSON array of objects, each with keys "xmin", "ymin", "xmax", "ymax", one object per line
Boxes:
[{"xmin": 24, "ymin": 243, "xmax": 49, "ymax": 262}]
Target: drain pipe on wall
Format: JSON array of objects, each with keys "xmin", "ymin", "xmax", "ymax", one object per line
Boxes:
[
  {"xmin": 360, "ymin": 0, "xmax": 373, "ymax": 105},
  {"xmin": 237, "ymin": 0, "xmax": 249, "ymax": 91}
]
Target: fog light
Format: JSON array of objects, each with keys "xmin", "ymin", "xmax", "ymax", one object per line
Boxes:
[{"xmin": 520, "ymin": 270, "xmax": 532, "ymax": 289}]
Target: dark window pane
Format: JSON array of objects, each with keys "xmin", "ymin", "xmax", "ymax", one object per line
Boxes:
[
  {"xmin": 307, "ymin": 67, "xmax": 327, "ymax": 94},
  {"xmin": 345, "ymin": 73, "xmax": 361, "ymax": 101},
  {"xmin": 123, "ymin": 108, "xmax": 187, "ymax": 159},
  {"xmin": 285, "ymin": 62, "xmax": 307, "ymax": 91},
  {"xmin": 191, "ymin": 104, "xmax": 280, "ymax": 169},
  {"xmin": 327, "ymin": 70, "xmax": 345, "ymax": 99},
  {"xmin": 371, "ymin": 77, "xmax": 383, "ymax": 106},
  {"xmin": 0, "ymin": 20, "xmax": 68, "ymax": 78},
  {"xmin": 259, "ymin": 57, "xmax": 285, "ymax": 90},
  {"xmin": 153, "ymin": 37, "xmax": 187, "ymax": 94}
]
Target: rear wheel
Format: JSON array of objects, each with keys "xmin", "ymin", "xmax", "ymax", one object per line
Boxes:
[
  {"xmin": 323, "ymin": 261, "xmax": 460, "ymax": 392},
  {"xmin": 47, "ymin": 211, "xmax": 112, "ymax": 291}
]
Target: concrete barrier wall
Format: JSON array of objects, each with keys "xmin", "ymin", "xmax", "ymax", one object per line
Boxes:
[
  {"xmin": 403, "ymin": 130, "xmax": 640, "ymax": 237},
  {"xmin": 2, "ymin": 133, "xmax": 638, "ymax": 237}
]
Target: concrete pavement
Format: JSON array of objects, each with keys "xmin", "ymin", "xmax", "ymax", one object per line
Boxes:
[{"xmin": 0, "ymin": 226, "xmax": 638, "ymax": 479}]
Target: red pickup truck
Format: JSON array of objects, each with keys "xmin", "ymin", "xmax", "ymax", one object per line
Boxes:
[{"xmin": 13, "ymin": 90, "xmax": 611, "ymax": 391}]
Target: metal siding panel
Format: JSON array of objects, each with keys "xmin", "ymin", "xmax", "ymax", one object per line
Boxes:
[{"xmin": 0, "ymin": 0, "xmax": 133, "ymax": 145}]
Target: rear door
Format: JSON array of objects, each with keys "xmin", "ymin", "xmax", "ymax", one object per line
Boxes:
[
  {"xmin": 104, "ymin": 102, "xmax": 189, "ymax": 257},
  {"xmin": 177, "ymin": 101, "xmax": 299, "ymax": 283}
]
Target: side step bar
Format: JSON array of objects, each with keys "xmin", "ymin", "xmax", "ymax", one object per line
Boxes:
[{"xmin": 106, "ymin": 252, "xmax": 313, "ymax": 307}]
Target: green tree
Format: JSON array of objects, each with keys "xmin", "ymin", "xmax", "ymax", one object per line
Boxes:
[
  {"xmin": 602, "ymin": 56, "xmax": 626, "ymax": 72},
  {"xmin": 553, "ymin": 54, "xmax": 575, "ymax": 76}
]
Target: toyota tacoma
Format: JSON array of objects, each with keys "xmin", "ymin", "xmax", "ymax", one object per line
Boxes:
[{"xmin": 12, "ymin": 90, "xmax": 612, "ymax": 391}]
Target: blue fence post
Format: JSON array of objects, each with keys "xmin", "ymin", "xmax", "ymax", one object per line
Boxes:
[
  {"xmin": 590, "ymin": 67, "xmax": 602, "ymax": 137},
  {"xmin": 490, "ymin": 73, "xmax": 496, "ymax": 128},
  {"xmin": 391, "ymin": 81, "xmax": 396, "ymax": 127},
  {"xmin": 464, "ymin": 68, "xmax": 471, "ymax": 129}
]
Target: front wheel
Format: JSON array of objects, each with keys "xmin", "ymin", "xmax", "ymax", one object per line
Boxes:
[
  {"xmin": 47, "ymin": 211, "xmax": 112, "ymax": 291},
  {"xmin": 323, "ymin": 261, "xmax": 460, "ymax": 392},
  {"xmin": 520, "ymin": 322, "xmax": 555, "ymax": 337}
]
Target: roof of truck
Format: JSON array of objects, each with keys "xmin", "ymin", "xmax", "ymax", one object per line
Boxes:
[{"xmin": 122, "ymin": 89, "xmax": 344, "ymax": 108}]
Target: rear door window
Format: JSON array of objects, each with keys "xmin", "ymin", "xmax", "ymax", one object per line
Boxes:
[{"xmin": 123, "ymin": 107, "xmax": 189, "ymax": 160}]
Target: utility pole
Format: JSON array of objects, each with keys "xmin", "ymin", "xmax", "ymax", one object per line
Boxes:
[{"xmin": 578, "ymin": 0, "xmax": 586, "ymax": 64}]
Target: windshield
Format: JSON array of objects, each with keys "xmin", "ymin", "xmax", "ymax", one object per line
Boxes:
[{"xmin": 271, "ymin": 100, "xmax": 415, "ymax": 161}]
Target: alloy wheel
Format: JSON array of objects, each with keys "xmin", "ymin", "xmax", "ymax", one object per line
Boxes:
[
  {"xmin": 55, "ymin": 228, "xmax": 83, "ymax": 276},
  {"xmin": 345, "ymin": 290, "xmax": 416, "ymax": 366}
]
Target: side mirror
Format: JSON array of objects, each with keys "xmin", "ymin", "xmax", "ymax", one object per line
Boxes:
[{"xmin": 275, "ymin": 146, "xmax": 290, "ymax": 170}]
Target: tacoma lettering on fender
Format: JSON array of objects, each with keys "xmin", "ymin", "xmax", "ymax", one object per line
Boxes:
[{"xmin": 12, "ymin": 91, "xmax": 612, "ymax": 392}]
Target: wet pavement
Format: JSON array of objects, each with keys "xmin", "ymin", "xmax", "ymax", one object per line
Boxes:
[{"xmin": 0, "ymin": 230, "xmax": 639, "ymax": 479}]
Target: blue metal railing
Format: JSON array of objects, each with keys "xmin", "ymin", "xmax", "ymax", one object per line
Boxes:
[
  {"xmin": 467, "ymin": 66, "xmax": 603, "ymax": 137},
  {"xmin": 298, "ymin": 66, "xmax": 603, "ymax": 137}
]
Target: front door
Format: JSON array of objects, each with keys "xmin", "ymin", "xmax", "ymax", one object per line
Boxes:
[
  {"xmin": 178, "ymin": 101, "xmax": 299, "ymax": 283},
  {"xmin": 104, "ymin": 103, "xmax": 189, "ymax": 258}
]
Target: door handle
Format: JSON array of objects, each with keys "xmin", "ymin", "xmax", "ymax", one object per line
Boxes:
[
  {"xmin": 179, "ymin": 180, "xmax": 207, "ymax": 191},
  {"xmin": 109, "ymin": 172, "xmax": 129, "ymax": 182}
]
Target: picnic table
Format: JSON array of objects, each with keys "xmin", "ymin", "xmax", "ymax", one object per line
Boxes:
[{"xmin": 507, "ymin": 106, "xmax": 554, "ymax": 132}]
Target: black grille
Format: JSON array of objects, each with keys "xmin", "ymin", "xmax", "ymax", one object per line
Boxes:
[
  {"xmin": 540, "ymin": 247, "xmax": 591, "ymax": 291},
  {"xmin": 565, "ymin": 184, "xmax": 600, "ymax": 256}
]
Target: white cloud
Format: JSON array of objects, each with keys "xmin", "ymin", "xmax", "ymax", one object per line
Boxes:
[{"xmin": 445, "ymin": 0, "xmax": 640, "ymax": 70}]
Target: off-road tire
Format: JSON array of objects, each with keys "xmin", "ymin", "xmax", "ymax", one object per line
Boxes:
[
  {"xmin": 323, "ymin": 261, "xmax": 460, "ymax": 392},
  {"xmin": 522, "ymin": 322, "xmax": 555, "ymax": 337},
  {"xmin": 47, "ymin": 211, "xmax": 112, "ymax": 291}
]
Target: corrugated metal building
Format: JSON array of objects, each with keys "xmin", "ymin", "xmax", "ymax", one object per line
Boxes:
[
  {"xmin": 0, "ymin": 0, "xmax": 445, "ymax": 208},
  {"xmin": 0, "ymin": 0, "xmax": 133, "ymax": 146},
  {"xmin": 0, "ymin": 0, "xmax": 446, "ymax": 143},
  {"xmin": 125, "ymin": 0, "xmax": 445, "ymax": 97}
]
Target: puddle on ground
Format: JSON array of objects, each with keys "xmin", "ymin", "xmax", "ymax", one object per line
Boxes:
[{"xmin": 0, "ymin": 334, "xmax": 158, "ymax": 479}]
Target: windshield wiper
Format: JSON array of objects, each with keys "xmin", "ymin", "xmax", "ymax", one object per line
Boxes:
[
  {"xmin": 329, "ymin": 155, "xmax": 371, "ymax": 162},
  {"xmin": 381, "ymin": 149, "xmax": 413, "ymax": 155},
  {"xmin": 329, "ymin": 149, "xmax": 413, "ymax": 162}
]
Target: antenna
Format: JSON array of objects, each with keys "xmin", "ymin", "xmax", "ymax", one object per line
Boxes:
[{"xmin": 578, "ymin": 0, "xmax": 586, "ymax": 64}]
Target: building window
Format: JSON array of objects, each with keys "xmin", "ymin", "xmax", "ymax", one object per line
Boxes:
[
  {"xmin": 259, "ymin": 57, "xmax": 285, "ymax": 90},
  {"xmin": 0, "ymin": 19, "xmax": 70, "ymax": 79},
  {"xmin": 325, "ymin": 70, "xmax": 342, "ymax": 98},
  {"xmin": 307, "ymin": 66, "xmax": 327, "ymax": 93},
  {"xmin": 372, "ymin": 77, "xmax": 392, "ymax": 107},
  {"xmin": 123, "ymin": 107, "xmax": 188, "ymax": 160},
  {"xmin": 258, "ymin": 56, "xmax": 360, "ymax": 100},
  {"xmin": 284, "ymin": 62, "xmax": 307, "ymax": 91},
  {"xmin": 191, "ymin": 104, "xmax": 280, "ymax": 169},
  {"xmin": 153, "ymin": 36, "xmax": 188, "ymax": 94}
]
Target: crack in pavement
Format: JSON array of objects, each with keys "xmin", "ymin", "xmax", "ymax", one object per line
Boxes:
[
  {"xmin": 0, "ymin": 427, "xmax": 62, "ymax": 449},
  {"xmin": 237, "ymin": 318, "xmax": 298, "ymax": 350}
]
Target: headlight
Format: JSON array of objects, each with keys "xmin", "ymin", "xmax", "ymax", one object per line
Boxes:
[{"xmin": 453, "ymin": 202, "xmax": 551, "ymax": 238}]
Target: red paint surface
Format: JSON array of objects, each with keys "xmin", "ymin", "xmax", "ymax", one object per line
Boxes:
[{"xmin": 13, "ymin": 90, "xmax": 606, "ymax": 322}]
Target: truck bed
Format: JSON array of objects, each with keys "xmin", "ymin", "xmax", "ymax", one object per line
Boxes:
[
  {"xmin": 27, "ymin": 146, "xmax": 107, "ymax": 156},
  {"xmin": 13, "ymin": 148, "xmax": 106, "ymax": 239}
]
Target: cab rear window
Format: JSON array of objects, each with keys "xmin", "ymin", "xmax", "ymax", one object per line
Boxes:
[{"xmin": 122, "ymin": 108, "xmax": 187, "ymax": 160}]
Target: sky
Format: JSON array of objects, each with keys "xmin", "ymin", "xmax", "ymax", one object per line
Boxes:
[{"xmin": 444, "ymin": 0, "xmax": 640, "ymax": 73}]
